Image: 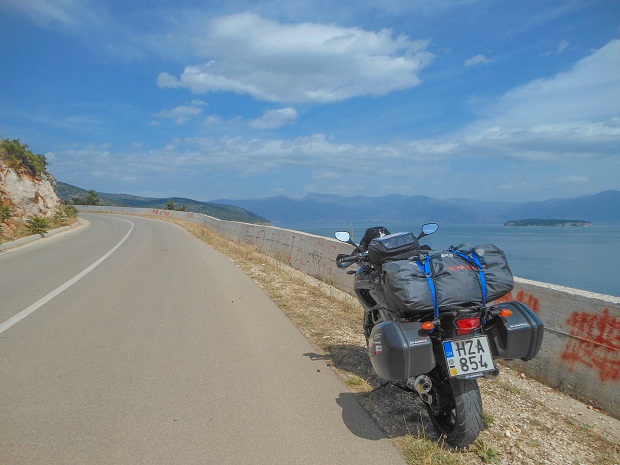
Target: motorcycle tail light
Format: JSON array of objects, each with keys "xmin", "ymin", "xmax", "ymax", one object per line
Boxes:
[{"xmin": 456, "ymin": 317, "xmax": 481, "ymax": 335}]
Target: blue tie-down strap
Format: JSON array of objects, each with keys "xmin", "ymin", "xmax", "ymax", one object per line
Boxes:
[
  {"xmin": 471, "ymin": 252, "xmax": 487, "ymax": 304},
  {"xmin": 450, "ymin": 249, "xmax": 488, "ymax": 304},
  {"xmin": 416, "ymin": 258, "xmax": 439, "ymax": 319}
]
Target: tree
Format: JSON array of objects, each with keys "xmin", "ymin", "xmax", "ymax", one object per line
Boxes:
[
  {"xmin": 165, "ymin": 198, "xmax": 175, "ymax": 210},
  {"xmin": 84, "ymin": 190, "xmax": 101, "ymax": 205}
]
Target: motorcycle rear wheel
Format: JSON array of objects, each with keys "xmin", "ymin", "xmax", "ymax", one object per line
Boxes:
[{"xmin": 424, "ymin": 376, "xmax": 483, "ymax": 448}]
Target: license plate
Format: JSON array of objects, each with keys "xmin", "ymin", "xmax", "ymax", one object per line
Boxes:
[{"xmin": 443, "ymin": 336, "xmax": 494, "ymax": 377}]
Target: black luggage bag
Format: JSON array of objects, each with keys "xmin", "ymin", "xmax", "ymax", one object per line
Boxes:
[
  {"xmin": 486, "ymin": 301, "xmax": 544, "ymax": 361},
  {"xmin": 367, "ymin": 320, "xmax": 436, "ymax": 382},
  {"xmin": 367, "ymin": 232, "xmax": 420, "ymax": 265}
]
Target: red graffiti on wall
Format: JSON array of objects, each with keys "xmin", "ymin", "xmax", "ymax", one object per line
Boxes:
[
  {"xmin": 561, "ymin": 308, "xmax": 620, "ymax": 382},
  {"xmin": 494, "ymin": 289, "xmax": 540, "ymax": 313},
  {"xmin": 306, "ymin": 240, "xmax": 337, "ymax": 278}
]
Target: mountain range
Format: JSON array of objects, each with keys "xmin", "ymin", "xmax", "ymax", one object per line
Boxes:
[
  {"xmin": 56, "ymin": 182, "xmax": 269, "ymax": 224},
  {"xmin": 212, "ymin": 190, "xmax": 620, "ymax": 226},
  {"xmin": 58, "ymin": 181, "xmax": 620, "ymax": 226}
]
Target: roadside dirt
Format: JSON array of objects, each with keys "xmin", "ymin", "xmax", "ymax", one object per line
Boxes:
[{"xmin": 173, "ymin": 218, "xmax": 620, "ymax": 465}]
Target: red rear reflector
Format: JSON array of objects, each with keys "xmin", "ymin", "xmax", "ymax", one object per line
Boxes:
[{"xmin": 456, "ymin": 317, "xmax": 481, "ymax": 330}]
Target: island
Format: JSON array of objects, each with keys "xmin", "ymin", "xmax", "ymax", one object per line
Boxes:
[{"xmin": 504, "ymin": 219, "xmax": 593, "ymax": 227}]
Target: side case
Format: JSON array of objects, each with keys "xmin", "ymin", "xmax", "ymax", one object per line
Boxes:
[
  {"xmin": 486, "ymin": 301, "xmax": 544, "ymax": 361},
  {"xmin": 368, "ymin": 321, "xmax": 436, "ymax": 382}
]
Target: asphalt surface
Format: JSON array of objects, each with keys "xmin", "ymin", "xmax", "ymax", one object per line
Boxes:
[{"xmin": 0, "ymin": 213, "xmax": 406, "ymax": 465}]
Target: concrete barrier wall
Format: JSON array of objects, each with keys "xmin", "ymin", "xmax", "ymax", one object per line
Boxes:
[{"xmin": 79, "ymin": 206, "xmax": 620, "ymax": 418}]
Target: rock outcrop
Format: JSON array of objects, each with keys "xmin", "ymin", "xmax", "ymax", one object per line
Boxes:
[{"xmin": 0, "ymin": 159, "xmax": 61, "ymax": 219}]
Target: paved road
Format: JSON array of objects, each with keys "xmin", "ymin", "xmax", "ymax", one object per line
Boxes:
[{"xmin": 0, "ymin": 214, "xmax": 406, "ymax": 465}]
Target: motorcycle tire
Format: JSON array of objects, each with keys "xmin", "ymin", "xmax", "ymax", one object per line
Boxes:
[{"xmin": 424, "ymin": 376, "xmax": 483, "ymax": 448}]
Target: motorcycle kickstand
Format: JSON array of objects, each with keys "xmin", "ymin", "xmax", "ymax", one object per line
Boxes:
[{"xmin": 364, "ymin": 381, "xmax": 391, "ymax": 395}]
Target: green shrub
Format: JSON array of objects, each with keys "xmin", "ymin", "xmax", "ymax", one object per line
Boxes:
[
  {"xmin": 54, "ymin": 205, "xmax": 78, "ymax": 223},
  {"xmin": 472, "ymin": 438, "xmax": 501, "ymax": 464},
  {"xmin": 0, "ymin": 203, "xmax": 12, "ymax": 223},
  {"xmin": 64, "ymin": 205, "xmax": 78, "ymax": 218},
  {"xmin": 0, "ymin": 138, "xmax": 48, "ymax": 176},
  {"xmin": 26, "ymin": 216, "xmax": 51, "ymax": 235}
]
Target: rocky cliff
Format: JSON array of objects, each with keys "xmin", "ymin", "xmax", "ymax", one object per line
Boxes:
[{"xmin": 0, "ymin": 158, "xmax": 61, "ymax": 220}]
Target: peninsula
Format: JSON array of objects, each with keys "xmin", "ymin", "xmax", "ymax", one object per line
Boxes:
[{"xmin": 504, "ymin": 219, "xmax": 593, "ymax": 227}]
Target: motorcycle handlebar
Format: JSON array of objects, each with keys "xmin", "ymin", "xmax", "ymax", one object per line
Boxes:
[{"xmin": 336, "ymin": 253, "xmax": 365, "ymax": 268}]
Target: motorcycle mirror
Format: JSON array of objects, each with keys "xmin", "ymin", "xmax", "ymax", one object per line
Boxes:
[
  {"xmin": 335, "ymin": 231, "xmax": 350, "ymax": 242},
  {"xmin": 335, "ymin": 231, "xmax": 359, "ymax": 248},
  {"xmin": 418, "ymin": 223, "xmax": 439, "ymax": 239}
]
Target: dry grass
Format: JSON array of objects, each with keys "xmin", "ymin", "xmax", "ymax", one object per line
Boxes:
[{"xmin": 0, "ymin": 215, "xmax": 77, "ymax": 244}]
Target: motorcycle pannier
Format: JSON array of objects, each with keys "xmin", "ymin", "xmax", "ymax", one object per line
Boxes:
[
  {"xmin": 367, "ymin": 232, "xmax": 420, "ymax": 265},
  {"xmin": 486, "ymin": 301, "xmax": 544, "ymax": 361},
  {"xmin": 368, "ymin": 321, "xmax": 436, "ymax": 382}
]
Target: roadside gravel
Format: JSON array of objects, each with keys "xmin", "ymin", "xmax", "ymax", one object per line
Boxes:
[{"xmin": 175, "ymin": 218, "xmax": 620, "ymax": 465}]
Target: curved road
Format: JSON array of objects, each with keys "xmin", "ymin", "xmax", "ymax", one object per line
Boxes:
[{"xmin": 0, "ymin": 214, "xmax": 405, "ymax": 465}]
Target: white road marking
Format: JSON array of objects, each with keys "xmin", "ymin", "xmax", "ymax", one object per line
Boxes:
[{"xmin": 0, "ymin": 219, "xmax": 135, "ymax": 335}]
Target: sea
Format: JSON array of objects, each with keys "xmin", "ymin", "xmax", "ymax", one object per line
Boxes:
[{"xmin": 278, "ymin": 223, "xmax": 620, "ymax": 298}]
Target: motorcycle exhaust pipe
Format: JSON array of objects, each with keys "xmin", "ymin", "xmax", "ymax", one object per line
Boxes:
[{"xmin": 408, "ymin": 375, "xmax": 432, "ymax": 394}]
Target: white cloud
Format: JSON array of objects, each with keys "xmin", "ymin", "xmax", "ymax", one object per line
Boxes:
[
  {"xmin": 559, "ymin": 175, "xmax": 588, "ymax": 183},
  {"xmin": 543, "ymin": 40, "xmax": 570, "ymax": 57},
  {"xmin": 1, "ymin": 0, "xmax": 106, "ymax": 30},
  {"xmin": 157, "ymin": 12, "xmax": 434, "ymax": 103},
  {"xmin": 464, "ymin": 54, "xmax": 490, "ymax": 68},
  {"xmin": 204, "ymin": 115, "xmax": 222, "ymax": 125},
  {"xmin": 459, "ymin": 39, "xmax": 620, "ymax": 159},
  {"xmin": 484, "ymin": 40, "xmax": 620, "ymax": 125},
  {"xmin": 250, "ymin": 108, "xmax": 298, "ymax": 129},
  {"xmin": 556, "ymin": 40, "xmax": 569, "ymax": 54},
  {"xmin": 154, "ymin": 105, "xmax": 203, "ymax": 124}
]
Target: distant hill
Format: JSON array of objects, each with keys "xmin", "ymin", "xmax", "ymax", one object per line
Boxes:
[
  {"xmin": 56, "ymin": 182, "xmax": 269, "ymax": 224},
  {"xmin": 211, "ymin": 190, "xmax": 620, "ymax": 226},
  {"xmin": 504, "ymin": 219, "xmax": 593, "ymax": 227}
]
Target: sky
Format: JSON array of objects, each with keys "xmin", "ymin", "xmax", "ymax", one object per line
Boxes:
[{"xmin": 0, "ymin": 0, "xmax": 619, "ymax": 202}]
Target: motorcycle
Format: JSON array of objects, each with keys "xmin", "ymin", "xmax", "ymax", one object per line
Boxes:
[{"xmin": 335, "ymin": 224, "xmax": 544, "ymax": 448}]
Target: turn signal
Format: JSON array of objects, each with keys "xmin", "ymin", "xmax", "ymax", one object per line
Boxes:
[
  {"xmin": 421, "ymin": 321, "xmax": 435, "ymax": 331},
  {"xmin": 499, "ymin": 309, "xmax": 513, "ymax": 317}
]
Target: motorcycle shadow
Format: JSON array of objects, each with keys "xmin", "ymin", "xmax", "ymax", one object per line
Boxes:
[{"xmin": 324, "ymin": 344, "xmax": 438, "ymax": 441}]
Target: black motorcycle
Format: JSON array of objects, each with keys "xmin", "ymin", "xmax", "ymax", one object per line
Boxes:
[{"xmin": 335, "ymin": 224, "xmax": 543, "ymax": 448}]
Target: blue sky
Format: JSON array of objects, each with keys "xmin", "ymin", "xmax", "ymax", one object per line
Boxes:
[{"xmin": 1, "ymin": 1, "xmax": 618, "ymax": 202}]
